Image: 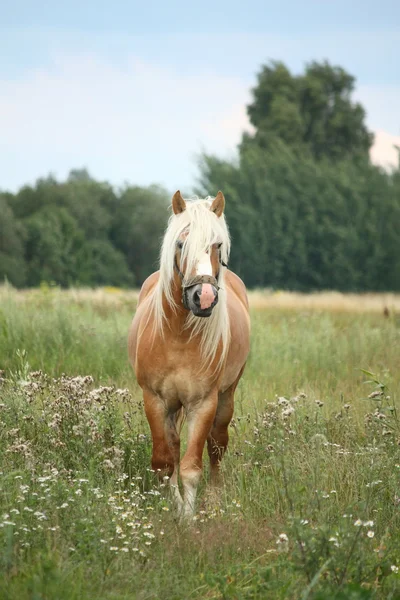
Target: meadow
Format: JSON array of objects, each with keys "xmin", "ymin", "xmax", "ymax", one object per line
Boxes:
[{"xmin": 0, "ymin": 284, "xmax": 399, "ymax": 599}]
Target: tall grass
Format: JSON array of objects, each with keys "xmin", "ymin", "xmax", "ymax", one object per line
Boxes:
[{"xmin": 0, "ymin": 286, "xmax": 399, "ymax": 599}]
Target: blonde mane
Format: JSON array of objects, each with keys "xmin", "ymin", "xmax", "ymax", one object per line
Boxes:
[{"xmin": 150, "ymin": 197, "xmax": 231, "ymax": 370}]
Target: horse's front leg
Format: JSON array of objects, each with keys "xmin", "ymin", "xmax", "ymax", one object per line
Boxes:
[
  {"xmin": 180, "ymin": 392, "xmax": 218, "ymax": 519},
  {"xmin": 143, "ymin": 389, "xmax": 183, "ymax": 511}
]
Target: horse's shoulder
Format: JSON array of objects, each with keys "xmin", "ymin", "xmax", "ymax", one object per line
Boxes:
[
  {"xmin": 138, "ymin": 271, "xmax": 160, "ymax": 305},
  {"xmin": 225, "ymin": 270, "xmax": 249, "ymax": 309}
]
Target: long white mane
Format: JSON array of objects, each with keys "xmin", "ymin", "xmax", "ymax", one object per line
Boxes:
[{"xmin": 150, "ymin": 197, "xmax": 231, "ymax": 370}]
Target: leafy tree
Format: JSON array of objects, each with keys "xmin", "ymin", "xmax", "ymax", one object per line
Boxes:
[
  {"xmin": 76, "ymin": 240, "xmax": 134, "ymax": 287},
  {"xmin": 23, "ymin": 206, "xmax": 84, "ymax": 287},
  {"xmin": 244, "ymin": 61, "xmax": 374, "ymax": 162},
  {"xmin": 199, "ymin": 143, "xmax": 400, "ymax": 291},
  {"xmin": 111, "ymin": 185, "xmax": 170, "ymax": 285},
  {"xmin": 0, "ymin": 194, "xmax": 27, "ymax": 287},
  {"xmin": 198, "ymin": 60, "xmax": 400, "ymax": 291}
]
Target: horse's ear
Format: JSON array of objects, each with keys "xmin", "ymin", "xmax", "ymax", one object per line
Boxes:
[
  {"xmin": 172, "ymin": 190, "xmax": 186, "ymax": 215},
  {"xmin": 210, "ymin": 191, "xmax": 225, "ymax": 217}
]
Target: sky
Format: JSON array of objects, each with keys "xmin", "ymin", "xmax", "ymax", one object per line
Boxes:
[{"xmin": 1, "ymin": 0, "xmax": 399, "ymax": 194}]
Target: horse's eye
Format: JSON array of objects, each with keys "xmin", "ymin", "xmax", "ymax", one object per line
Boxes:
[
  {"xmin": 217, "ymin": 243, "xmax": 222, "ymax": 249},
  {"xmin": 177, "ymin": 241, "xmax": 183, "ymax": 250}
]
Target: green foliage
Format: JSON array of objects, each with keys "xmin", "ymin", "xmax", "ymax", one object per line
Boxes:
[
  {"xmin": 0, "ymin": 195, "xmax": 26, "ymax": 287},
  {"xmin": 199, "ymin": 95, "xmax": 400, "ymax": 291},
  {"xmin": 110, "ymin": 185, "xmax": 170, "ymax": 285},
  {"xmin": 76, "ymin": 239, "xmax": 134, "ymax": 287},
  {"xmin": 1, "ymin": 171, "xmax": 170, "ymax": 288},
  {"xmin": 24, "ymin": 206, "xmax": 84, "ymax": 287},
  {"xmin": 245, "ymin": 60, "xmax": 373, "ymax": 162}
]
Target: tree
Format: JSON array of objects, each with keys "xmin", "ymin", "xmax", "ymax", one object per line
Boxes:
[
  {"xmin": 76, "ymin": 240, "xmax": 134, "ymax": 287},
  {"xmin": 0, "ymin": 194, "xmax": 27, "ymax": 287},
  {"xmin": 244, "ymin": 61, "xmax": 374, "ymax": 163},
  {"xmin": 111, "ymin": 185, "xmax": 170, "ymax": 285},
  {"xmin": 199, "ymin": 142, "xmax": 400, "ymax": 291},
  {"xmin": 23, "ymin": 206, "xmax": 84, "ymax": 287}
]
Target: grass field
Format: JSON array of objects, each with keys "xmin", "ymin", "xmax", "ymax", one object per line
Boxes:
[{"xmin": 0, "ymin": 285, "xmax": 399, "ymax": 599}]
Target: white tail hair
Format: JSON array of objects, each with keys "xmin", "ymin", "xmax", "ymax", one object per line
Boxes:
[{"xmin": 149, "ymin": 197, "xmax": 231, "ymax": 370}]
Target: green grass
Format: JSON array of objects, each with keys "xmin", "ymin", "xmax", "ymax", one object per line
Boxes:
[{"xmin": 0, "ymin": 286, "xmax": 400, "ymax": 599}]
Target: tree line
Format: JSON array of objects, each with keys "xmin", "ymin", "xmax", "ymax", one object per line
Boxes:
[
  {"xmin": 1, "ymin": 61, "xmax": 400, "ymax": 291},
  {"xmin": 0, "ymin": 171, "xmax": 169, "ymax": 288}
]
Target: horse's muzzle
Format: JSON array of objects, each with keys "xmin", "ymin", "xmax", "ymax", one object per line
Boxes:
[{"xmin": 185, "ymin": 283, "xmax": 219, "ymax": 317}]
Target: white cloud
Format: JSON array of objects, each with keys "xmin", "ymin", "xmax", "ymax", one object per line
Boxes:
[{"xmin": 370, "ymin": 130, "xmax": 400, "ymax": 168}]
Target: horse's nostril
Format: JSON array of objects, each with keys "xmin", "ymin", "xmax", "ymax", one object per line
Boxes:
[{"xmin": 193, "ymin": 290, "xmax": 201, "ymax": 306}]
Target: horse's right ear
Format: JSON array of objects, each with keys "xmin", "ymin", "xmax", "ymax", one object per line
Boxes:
[{"xmin": 172, "ymin": 190, "xmax": 186, "ymax": 215}]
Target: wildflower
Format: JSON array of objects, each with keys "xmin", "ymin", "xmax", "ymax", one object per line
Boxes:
[
  {"xmin": 276, "ymin": 533, "xmax": 289, "ymax": 552},
  {"xmin": 363, "ymin": 520, "xmax": 374, "ymax": 527},
  {"xmin": 277, "ymin": 397, "xmax": 289, "ymax": 406},
  {"xmin": 34, "ymin": 511, "xmax": 47, "ymax": 521},
  {"xmin": 367, "ymin": 531, "xmax": 374, "ymax": 538},
  {"xmin": 103, "ymin": 460, "xmax": 115, "ymax": 470},
  {"xmin": 282, "ymin": 406, "xmax": 295, "ymax": 418},
  {"xmin": 315, "ymin": 400, "xmax": 324, "ymax": 407},
  {"xmin": 354, "ymin": 519, "xmax": 362, "ymax": 527},
  {"xmin": 391, "ymin": 565, "xmax": 399, "ymax": 573},
  {"xmin": 329, "ymin": 536, "xmax": 340, "ymax": 547},
  {"xmin": 374, "ymin": 410, "xmax": 386, "ymax": 420},
  {"xmin": 109, "ymin": 546, "xmax": 119, "ymax": 551}
]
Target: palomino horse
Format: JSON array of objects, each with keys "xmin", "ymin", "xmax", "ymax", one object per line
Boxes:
[{"xmin": 128, "ymin": 191, "xmax": 250, "ymax": 518}]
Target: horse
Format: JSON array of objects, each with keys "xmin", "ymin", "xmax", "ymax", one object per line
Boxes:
[{"xmin": 128, "ymin": 190, "xmax": 250, "ymax": 518}]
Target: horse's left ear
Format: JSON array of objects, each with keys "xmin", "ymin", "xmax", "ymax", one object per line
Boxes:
[{"xmin": 210, "ymin": 191, "xmax": 225, "ymax": 217}]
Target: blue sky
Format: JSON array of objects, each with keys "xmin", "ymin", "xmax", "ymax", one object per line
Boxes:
[{"xmin": 1, "ymin": 0, "xmax": 399, "ymax": 194}]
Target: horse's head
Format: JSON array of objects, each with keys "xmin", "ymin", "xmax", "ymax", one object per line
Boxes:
[{"xmin": 171, "ymin": 190, "xmax": 227, "ymax": 318}]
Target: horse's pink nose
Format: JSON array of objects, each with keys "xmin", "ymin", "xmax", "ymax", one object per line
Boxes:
[{"xmin": 199, "ymin": 283, "xmax": 215, "ymax": 310}]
